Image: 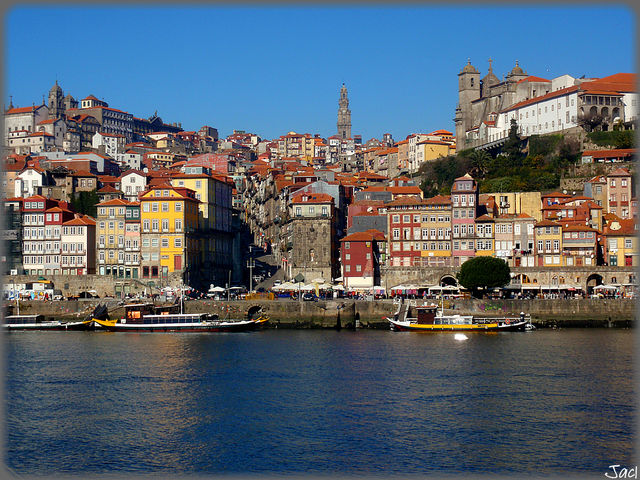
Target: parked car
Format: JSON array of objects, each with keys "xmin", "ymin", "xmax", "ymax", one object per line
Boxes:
[{"xmin": 302, "ymin": 292, "xmax": 316, "ymax": 301}]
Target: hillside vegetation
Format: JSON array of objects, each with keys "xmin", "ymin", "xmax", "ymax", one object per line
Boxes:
[{"xmin": 418, "ymin": 122, "xmax": 635, "ymax": 197}]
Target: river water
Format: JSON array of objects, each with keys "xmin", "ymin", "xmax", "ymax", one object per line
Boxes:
[{"xmin": 4, "ymin": 329, "xmax": 636, "ymax": 477}]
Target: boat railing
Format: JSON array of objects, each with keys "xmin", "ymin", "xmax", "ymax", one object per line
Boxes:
[{"xmin": 473, "ymin": 314, "xmax": 531, "ymax": 324}]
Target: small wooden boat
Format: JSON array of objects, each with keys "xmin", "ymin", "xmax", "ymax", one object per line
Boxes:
[{"xmin": 387, "ymin": 301, "xmax": 529, "ymax": 332}]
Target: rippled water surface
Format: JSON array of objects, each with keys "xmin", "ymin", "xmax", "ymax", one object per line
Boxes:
[{"xmin": 4, "ymin": 329, "xmax": 635, "ymax": 476}]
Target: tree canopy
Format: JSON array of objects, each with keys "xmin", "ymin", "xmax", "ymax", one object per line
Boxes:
[
  {"xmin": 457, "ymin": 257, "xmax": 511, "ymax": 298},
  {"xmin": 70, "ymin": 189, "xmax": 99, "ymax": 218}
]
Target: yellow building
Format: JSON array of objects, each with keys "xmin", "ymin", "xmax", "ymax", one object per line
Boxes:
[
  {"xmin": 96, "ymin": 198, "xmax": 136, "ymax": 277},
  {"xmin": 139, "ymin": 184, "xmax": 200, "ymax": 283},
  {"xmin": 602, "ymin": 216, "xmax": 637, "ymax": 267},
  {"xmin": 416, "ymin": 139, "xmax": 451, "ymax": 164},
  {"xmin": 170, "ymin": 171, "xmax": 234, "ymax": 277},
  {"xmin": 419, "ymin": 195, "xmax": 452, "ymax": 266},
  {"xmin": 535, "ymin": 219, "xmax": 563, "ymax": 267},
  {"xmin": 475, "ymin": 214, "xmax": 495, "ymax": 256},
  {"xmin": 488, "ymin": 191, "xmax": 542, "ymax": 221}
]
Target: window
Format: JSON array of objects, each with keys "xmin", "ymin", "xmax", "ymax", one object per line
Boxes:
[
  {"xmin": 345, "ymin": 253, "xmax": 351, "ymax": 260},
  {"xmin": 143, "ymin": 220, "xmax": 150, "ymax": 232},
  {"xmin": 392, "ymin": 229, "xmax": 400, "ymax": 240},
  {"xmin": 403, "ymin": 215, "xmax": 410, "ymax": 223},
  {"xmin": 356, "ymin": 264, "xmax": 361, "ymax": 272},
  {"xmin": 161, "ymin": 238, "xmax": 169, "ymax": 248},
  {"xmin": 392, "ymin": 215, "xmax": 400, "ymax": 224},
  {"xmin": 162, "ymin": 219, "xmax": 169, "ymax": 232},
  {"xmin": 345, "ymin": 242, "xmax": 350, "ymax": 249},
  {"xmin": 152, "ymin": 202, "xmax": 158, "ymax": 212},
  {"xmin": 152, "ymin": 219, "xmax": 159, "ymax": 231},
  {"xmin": 143, "ymin": 203, "xmax": 150, "ymax": 212},
  {"xmin": 162, "ymin": 202, "xmax": 169, "ymax": 212},
  {"xmin": 175, "ymin": 203, "xmax": 183, "ymax": 212},
  {"xmin": 174, "ymin": 238, "xmax": 182, "ymax": 248},
  {"xmin": 175, "ymin": 219, "xmax": 182, "ymax": 232}
]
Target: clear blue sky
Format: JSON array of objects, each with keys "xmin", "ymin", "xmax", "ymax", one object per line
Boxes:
[{"xmin": 4, "ymin": 5, "xmax": 636, "ymax": 142}]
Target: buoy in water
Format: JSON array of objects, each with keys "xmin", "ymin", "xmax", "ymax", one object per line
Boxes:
[{"xmin": 454, "ymin": 333, "xmax": 468, "ymax": 341}]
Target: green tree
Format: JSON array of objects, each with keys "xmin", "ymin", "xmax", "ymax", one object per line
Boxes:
[
  {"xmin": 502, "ymin": 119, "xmax": 524, "ymax": 165},
  {"xmin": 457, "ymin": 257, "xmax": 511, "ymax": 298},
  {"xmin": 70, "ymin": 189, "xmax": 99, "ymax": 218}
]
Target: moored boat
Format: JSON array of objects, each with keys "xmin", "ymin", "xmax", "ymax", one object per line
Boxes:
[
  {"xmin": 387, "ymin": 301, "xmax": 529, "ymax": 332},
  {"xmin": 93, "ymin": 303, "xmax": 269, "ymax": 332},
  {"xmin": 3, "ymin": 314, "xmax": 94, "ymax": 331}
]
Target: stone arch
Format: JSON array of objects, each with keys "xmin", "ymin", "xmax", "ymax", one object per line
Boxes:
[
  {"xmin": 440, "ymin": 274, "xmax": 457, "ymax": 286},
  {"xmin": 589, "ymin": 106, "xmax": 598, "ymax": 116},
  {"xmin": 612, "ymin": 107, "xmax": 620, "ymax": 121},
  {"xmin": 586, "ymin": 273, "xmax": 603, "ymax": 294},
  {"xmin": 514, "ymin": 273, "xmax": 531, "ymax": 283},
  {"xmin": 551, "ymin": 275, "xmax": 559, "ymax": 286}
]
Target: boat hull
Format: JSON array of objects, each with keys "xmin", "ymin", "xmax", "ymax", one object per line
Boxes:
[
  {"xmin": 93, "ymin": 318, "xmax": 264, "ymax": 333},
  {"xmin": 388, "ymin": 318, "xmax": 528, "ymax": 332},
  {"xmin": 3, "ymin": 320, "xmax": 94, "ymax": 331}
]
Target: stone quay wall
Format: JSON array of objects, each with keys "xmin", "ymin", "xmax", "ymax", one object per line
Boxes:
[{"xmin": 7, "ymin": 297, "xmax": 636, "ymax": 329}]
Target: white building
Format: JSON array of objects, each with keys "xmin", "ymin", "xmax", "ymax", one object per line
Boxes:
[
  {"xmin": 61, "ymin": 215, "xmax": 96, "ymax": 275},
  {"xmin": 115, "ymin": 150, "xmax": 142, "ymax": 170},
  {"xmin": 3, "ymin": 104, "xmax": 49, "ymax": 145},
  {"xmin": 15, "ymin": 166, "xmax": 47, "ymax": 198},
  {"xmin": 119, "ymin": 170, "xmax": 148, "ymax": 202},
  {"xmin": 93, "ymin": 132, "xmax": 126, "ymax": 158}
]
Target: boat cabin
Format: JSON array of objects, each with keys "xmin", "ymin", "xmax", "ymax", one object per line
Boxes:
[
  {"xmin": 123, "ymin": 303, "xmax": 181, "ymax": 323},
  {"xmin": 4, "ymin": 314, "xmax": 46, "ymax": 324},
  {"xmin": 415, "ymin": 306, "xmax": 437, "ymax": 324},
  {"xmin": 135, "ymin": 313, "xmax": 206, "ymax": 324}
]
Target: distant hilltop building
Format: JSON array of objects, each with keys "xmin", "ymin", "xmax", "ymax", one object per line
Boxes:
[
  {"xmin": 337, "ymin": 83, "xmax": 352, "ymax": 140},
  {"xmin": 454, "ymin": 58, "xmax": 637, "ymax": 152}
]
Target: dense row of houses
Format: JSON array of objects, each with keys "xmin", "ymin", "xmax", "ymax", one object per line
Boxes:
[{"xmin": 241, "ymin": 160, "xmax": 636, "ymax": 291}]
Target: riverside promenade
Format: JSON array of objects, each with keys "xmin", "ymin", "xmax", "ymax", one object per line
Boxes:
[{"xmin": 6, "ymin": 297, "xmax": 636, "ymax": 329}]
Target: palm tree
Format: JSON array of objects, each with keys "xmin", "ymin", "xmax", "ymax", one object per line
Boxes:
[{"xmin": 470, "ymin": 149, "xmax": 490, "ymax": 177}]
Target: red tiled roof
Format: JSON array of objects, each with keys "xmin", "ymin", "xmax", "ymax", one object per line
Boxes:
[
  {"xmin": 340, "ymin": 229, "xmax": 386, "ymax": 242},
  {"xmin": 516, "ymin": 75, "xmax": 551, "ymax": 84},
  {"xmin": 97, "ymin": 185, "xmax": 121, "ymax": 193},
  {"xmin": 6, "ymin": 105, "xmax": 45, "ymax": 114},
  {"xmin": 97, "ymin": 198, "xmax": 134, "ymax": 206},
  {"xmin": 290, "ymin": 192, "xmax": 334, "ymax": 204},
  {"xmin": 607, "ymin": 167, "xmax": 632, "ymax": 177},
  {"xmin": 63, "ymin": 215, "xmax": 96, "ymax": 226},
  {"xmin": 582, "ymin": 148, "xmax": 634, "ymax": 158}
]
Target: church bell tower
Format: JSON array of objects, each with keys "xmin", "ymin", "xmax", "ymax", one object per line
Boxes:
[{"xmin": 337, "ymin": 83, "xmax": 351, "ymax": 140}]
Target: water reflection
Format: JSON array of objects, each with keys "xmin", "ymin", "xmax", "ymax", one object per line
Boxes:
[{"xmin": 5, "ymin": 329, "xmax": 635, "ymax": 475}]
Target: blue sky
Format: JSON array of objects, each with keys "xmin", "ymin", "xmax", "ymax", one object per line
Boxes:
[{"xmin": 4, "ymin": 5, "xmax": 636, "ymax": 142}]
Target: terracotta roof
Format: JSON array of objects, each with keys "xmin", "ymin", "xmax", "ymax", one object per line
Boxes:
[
  {"xmin": 561, "ymin": 224, "xmax": 598, "ymax": 232},
  {"xmin": 97, "ymin": 198, "xmax": 134, "ymax": 206},
  {"xmin": 340, "ymin": 229, "xmax": 386, "ymax": 242},
  {"xmin": 6, "ymin": 105, "xmax": 44, "ymax": 114},
  {"xmin": 290, "ymin": 192, "xmax": 334, "ymax": 204},
  {"xmin": 97, "ymin": 185, "xmax": 121, "ymax": 193},
  {"xmin": 63, "ymin": 215, "xmax": 96, "ymax": 226},
  {"xmin": 502, "ymin": 85, "xmax": 579, "ymax": 113},
  {"xmin": 424, "ymin": 194, "xmax": 451, "ymax": 205},
  {"xmin": 607, "ymin": 167, "xmax": 632, "ymax": 177},
  {"xmin": 516, "ymin": 75, "xmax": 551, "ymax": 84},
  {"xmin": 602, "ymin": 217, "xmax": 637, "ymax": 236},
  {"xmin": 385, "ymin": 197, "xmax": 427, "ymax": 207},
  {"xmin": 535, "ymin": 219, "xmax": 562, "ymax": 227}
]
